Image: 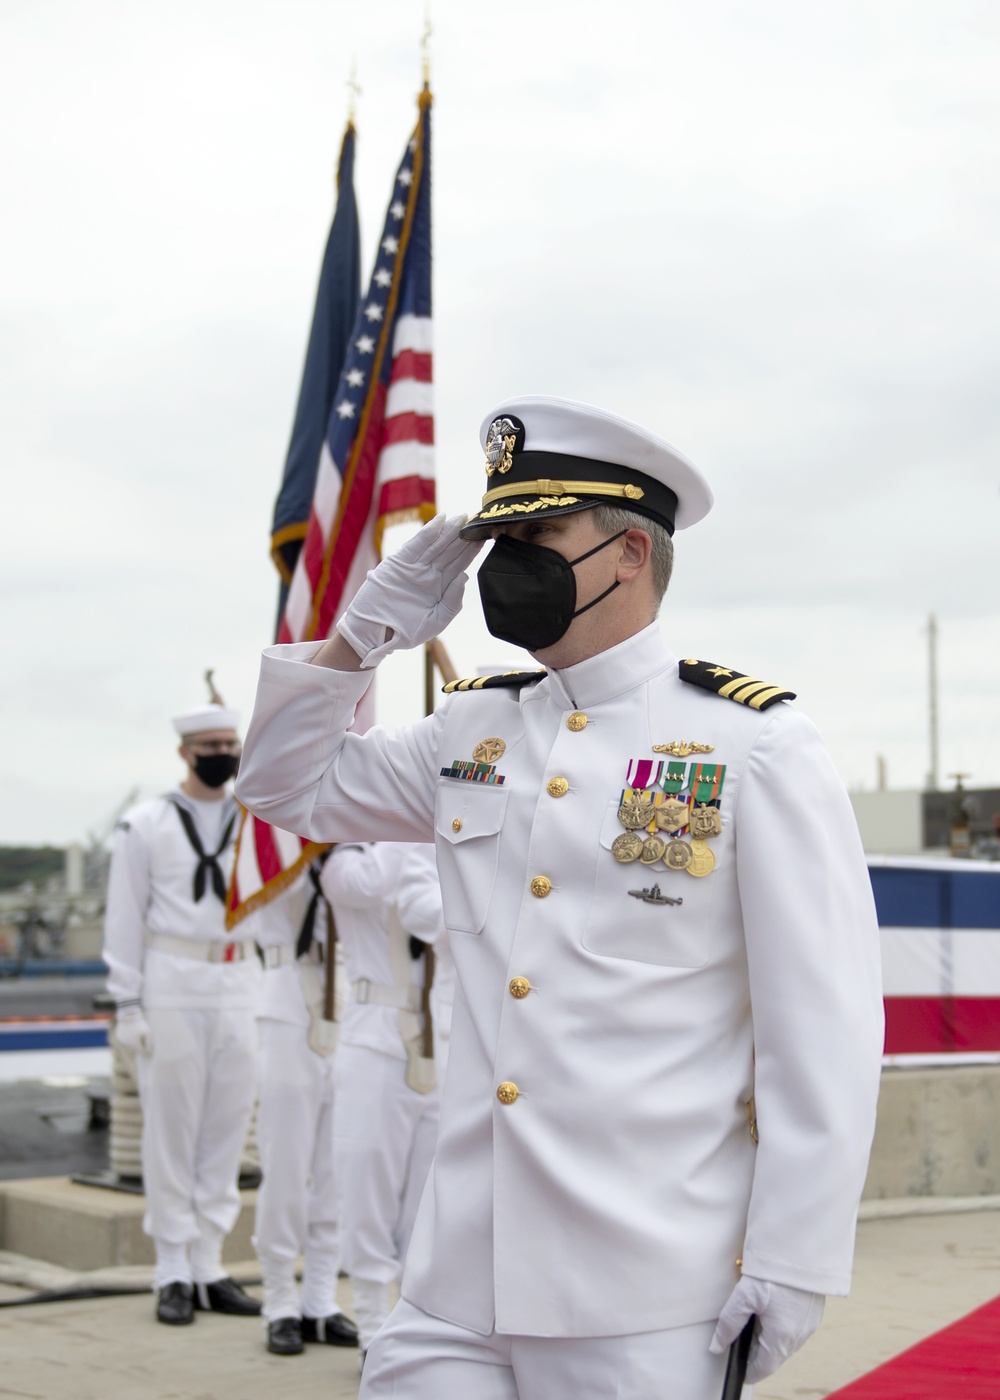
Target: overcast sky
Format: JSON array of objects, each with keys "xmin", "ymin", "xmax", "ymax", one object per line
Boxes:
[{"xmin": 2, "ymin": 0, "xmax": 998, "ymax": 845}]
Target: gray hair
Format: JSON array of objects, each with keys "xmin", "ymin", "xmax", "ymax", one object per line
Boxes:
[{"xmin": 591, "ymin": 504, "xmax": 674, "ymax": 602}]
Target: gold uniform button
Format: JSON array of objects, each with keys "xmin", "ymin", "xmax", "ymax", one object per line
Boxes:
[
  {"xmin": 497, "ymin": 1081, "xmax": 519, "ymax": 1104},
  {"xmin": 452, "ymin": 818, "xmax": 463, "ymax": 832},
  {"xmin": 509, "ymin": 977, "xmax": 531, "ymax": 999},
  {"xmin": 546, "ymin": 776, "xmax": 569, "ymax": 798},
  {"xmin": 567, "ymin": 712, "xmax": 588, "ymax": 731},
  {"xmin": 530, "ymin": 876, "xmax": 552, "ymax": 898}
]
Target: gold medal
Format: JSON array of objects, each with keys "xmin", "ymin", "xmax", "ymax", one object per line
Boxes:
[
  {"xmin": 655, "ymin": 797, "xmax": 689, "ymax": 833},
  {"xmin": 688, "ymin": 803, "xmax": 722, "ymax": 839},
  {"xmin": 612, "ymin": 832, "xmax": 644, "ymax": 863},
  {"xmin": 685, "ymin": 839, "xmax": 716, "ymax": 877},
  {"xmin": 663, "ymin": 839, "xmax": 693, "ymax": 871},
  {"xmin": 618, "ymin": 794, "xmax": 655, "ymax": 830},
  {"xmin": 639, "ymin": 833, "xmax": 667, "ymax": 864},
  {"xmin": 473, "ymin": 737, "xmax": 506, "ymax": 763}
]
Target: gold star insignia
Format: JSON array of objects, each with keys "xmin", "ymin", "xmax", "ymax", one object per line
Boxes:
[{"xmin": 707, "ymin": 667, "xmax": 734, "ymax": 679}]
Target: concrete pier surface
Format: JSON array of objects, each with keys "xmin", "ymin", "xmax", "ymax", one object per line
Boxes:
[
  {"xmin": 757, "ymin": 1201, "xmax": 1000, "ymax": 1399},
  {"xmin": 1, "ymin": 1202, "xmax": 998, "ymax": 1400}
]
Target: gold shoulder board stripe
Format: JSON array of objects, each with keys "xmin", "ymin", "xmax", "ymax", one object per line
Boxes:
[
  {"xmin": 442, "ymin": 670, "xmax": 547, "ymax": 695},
  {"xmin": 679, "ymin": 659, "xmax": 795, "ymax": 711}
]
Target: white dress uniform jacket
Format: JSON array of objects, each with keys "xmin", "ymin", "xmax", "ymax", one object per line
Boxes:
[
  {"xmin": 235, "ymin": 623, "xmax": 884, "ymax": 1340},
  {"xmin": 103, "ymin": 788, "xmax": 260, "ymax": 1009},
  {"xmin": 324, "ymin": 842, "xmax": 454, "ymax": 1067}
]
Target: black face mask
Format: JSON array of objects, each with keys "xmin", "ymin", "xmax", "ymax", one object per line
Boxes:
[
  {"xmin": 477, "ymin": 529, "xmax": 626, "ymax": 652},
  {"xmin": 192, "ymin": 752, "xmax": 239, "ymax": 789}
]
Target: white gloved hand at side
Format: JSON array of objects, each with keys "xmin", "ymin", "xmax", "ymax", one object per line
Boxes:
[
  {"xmin": 709, "ymin": 1273, "xmax": 824, "ymax": 1383},
  {"xmin": 336, "ymin": 514, "xmax": 483, "ymax": 668},
  {"xmin": 115, "ymin": 1007, "xmax": 153, "ymax": 1056}
]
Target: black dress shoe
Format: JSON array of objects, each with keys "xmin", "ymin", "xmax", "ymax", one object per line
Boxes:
[
  {"xmin": 157, "ymin": 1281, "xmax": 195, "ymax": 1325},
  {"xmin": 193, "ymin": 1277, "xmax": 263, "ymax": 1316},
  {"xmin": 301, "ymin": 1311, "xmax": 359, "ymax": 1346},
  {"xmin": 267, "ymin": 1316, "xmax": 304, "ymax": 1355}
]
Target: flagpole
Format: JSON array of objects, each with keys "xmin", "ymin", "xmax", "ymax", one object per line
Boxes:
[
  {"xmin": 422, "ymin": 5, "xmax": 432, "ymax": 88},
  {"xmin": 424, "ymin": 639, "xmax": 458, "ymax": 716},
  {"xmin": 346, "ymin": 58, "xmax": 361, "ymax": 125}
]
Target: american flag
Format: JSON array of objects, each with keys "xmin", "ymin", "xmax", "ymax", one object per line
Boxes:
[
  {"xmin": 270, "ymin": 121, "xmax": 361, "ymax": 630},
  {"xmin": 226, "ymin": 89, "xmax": 436, "ymax": 930},
  {"xmin": 279, "ymin": 87, "xmax": 435, "ymax": 645}
]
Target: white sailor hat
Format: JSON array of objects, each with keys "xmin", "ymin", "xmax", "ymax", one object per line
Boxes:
[
  {"xmin": 172, "ymin": 705, "xmax": 241, "ymax": 739},
  {"xmin": 460, "ymin": 395, "xmax": 713, "ymax": 540}
]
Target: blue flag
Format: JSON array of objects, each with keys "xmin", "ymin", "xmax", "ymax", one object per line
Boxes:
[{"xmin": 270, "ymin": 123, "xmax": 361, "ymax": 632}]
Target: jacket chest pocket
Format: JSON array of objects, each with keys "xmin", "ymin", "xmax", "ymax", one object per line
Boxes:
[
  {"xmin": 581, "ymin": 800, "xmax": 723, "ymax": 968},
  {"xmin": 434, "ymin": 783, "xmax": 509, "ymax": 935}
]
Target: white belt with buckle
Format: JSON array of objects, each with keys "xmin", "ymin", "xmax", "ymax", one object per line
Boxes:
[
  {"xmin": 261, "ymin": 944, "xmax": 297, "ymax": 970},
  {"xmin": 350, "ymin": 980, "xmax": 422, "ymax": 1012},
  {"xmin": 148, "ymin": 932, "xmax": 254, "ymax": 964}
]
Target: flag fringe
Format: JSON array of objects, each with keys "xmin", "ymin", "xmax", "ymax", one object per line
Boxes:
[
  {"xmin": 374, "ymin": 500, "xmax": 437, "ymax": 559},
  {"xmin": 270, "ymin": 521, "xmax": 309, "ymax": 584},
  {"xmin": 225, "ymin": 836, "xmax": 331, "ymax": 932}
]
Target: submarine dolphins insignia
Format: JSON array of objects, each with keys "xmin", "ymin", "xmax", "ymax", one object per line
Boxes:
[
  {"xmin": 652, "ymin": 741, "xmax": 715, "ymax": 758},
  {"xmin": 627, "ymin": 883, "xmax": 684, "ymax": 907}
]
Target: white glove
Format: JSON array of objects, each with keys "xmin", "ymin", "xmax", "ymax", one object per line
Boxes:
[
  {"xmin": 336, "ymin": 514, "xmax": 482, "ymax": 669},
  {"xmin": 115, "ymin": 1006, "xmax": 153, "ymax": 1057},
  {"xmin": 709, "ymin": 1273, "xmax": 824, "ymax": 1384}
]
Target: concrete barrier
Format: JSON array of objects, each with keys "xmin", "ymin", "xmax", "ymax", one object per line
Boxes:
[
  {"xmin": 4, "ymin": 1065, "xmax": 1000, "ymax": 1272},
  {"xmin": 864, "ymin": 1064, "xmax": 1000, "ymax": 1199},
  {"xmin": 0, "ymin": 1177, "xmax": 257, "ymax": 1271}
]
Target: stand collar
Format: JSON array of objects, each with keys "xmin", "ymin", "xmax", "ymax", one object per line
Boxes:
[{"xmin": 543, "ymin": 623, "xmax": 676, "ymax": 711}]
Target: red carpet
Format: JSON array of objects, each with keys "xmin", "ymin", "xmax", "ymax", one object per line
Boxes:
[{"xmin": 826, "ymin": 1294, "xmax": 1000, "ymax": 1398}]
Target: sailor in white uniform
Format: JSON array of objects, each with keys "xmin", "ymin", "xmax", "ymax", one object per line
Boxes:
[
  {"xmin": 319, "ymin": 841, "xmax": 453, "ymax": 1360},
  {"xmin": 104, "ymin": 699, "xmax": 263, "ymax": 1326},
  {"xmin": 234, "ymin": 397, "xmax": 884, "ymax": 1399},
  {"xmin": 251, "ymin": 859, "xmax": 360, "ymax": 1355}
]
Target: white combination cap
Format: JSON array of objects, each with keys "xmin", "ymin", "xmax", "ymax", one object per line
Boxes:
[
  {"xmin": 460, "ymin": 395, "xmax": 713, "ymax": 540},
  {"xmin": 172, "ymin": 705, "xmax": 241, "ymax": 739}
]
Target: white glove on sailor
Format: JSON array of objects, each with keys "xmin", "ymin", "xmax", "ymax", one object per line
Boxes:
[
  {"xmin": 709, "ymin": 1273, "xmax": 825, "ymax": 1383},
  {"xmin": 114, "ymin": 1007, "xmax": 153, "ymax": 1057},
  {"xmin": 337, "ymin": 514, "xmax": 482, "ymax": 669}
]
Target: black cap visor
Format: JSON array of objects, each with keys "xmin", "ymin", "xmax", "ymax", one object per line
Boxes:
[{"xmin": 460, "ymin": 450, "xmax": 679, "ymax": 541}]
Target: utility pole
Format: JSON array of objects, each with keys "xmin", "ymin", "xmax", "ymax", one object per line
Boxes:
[{"xmin": 926, "ymin": 612, "xmax": 939, "ymax": 792}]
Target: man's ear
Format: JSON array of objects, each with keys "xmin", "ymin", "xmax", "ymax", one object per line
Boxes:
[{"xmin": 616, "ymin": 529, "xmax": 652, "ymax": 583}]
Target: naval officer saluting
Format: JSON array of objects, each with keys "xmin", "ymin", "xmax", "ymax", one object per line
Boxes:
[{"xmin": 235, "ymin": 397, "xmax": 884, "ymax": 1399}]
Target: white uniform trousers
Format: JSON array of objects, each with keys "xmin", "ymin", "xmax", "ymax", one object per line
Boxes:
[
  {"xmin": 254, "ymin": 1019, "xmax": 342, "ymax": 1322},
  {"xmin": 137, "ymin": 1004, "xmax": 256, "ymax": 1274},
  {"xmin": 359, "ymin": 1298, "xmax": 737, "ymax": 1400},
  {"xmin": 334, "ymin": 1043, "xmax": 440, "ymax": 1348}
]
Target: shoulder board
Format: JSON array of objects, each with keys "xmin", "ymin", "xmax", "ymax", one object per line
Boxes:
[
  {"xmin": 678, "ymin": 659, "xmax": 795, "ymax": 711},
  {"xmin": 442, "ymin": 670, "xmax": 547, "ymax": 695}
]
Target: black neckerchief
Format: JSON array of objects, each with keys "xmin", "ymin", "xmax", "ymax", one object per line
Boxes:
[
  {"xmin": 168, "ymin": 797, "xmax": 237, "ymax": 903},
  {"xmin": 296, "ymin": 850, "xmax": 335, "ymax": 958}
]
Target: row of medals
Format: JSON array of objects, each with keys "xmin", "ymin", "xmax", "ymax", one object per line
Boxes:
[{"xmin": 611, "ymin": 793, "xmax": 722, "ymax": 878}]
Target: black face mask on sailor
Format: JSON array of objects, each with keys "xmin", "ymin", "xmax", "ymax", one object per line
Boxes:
[
  {"xmin": 477, "ymin": 527, "xmax": 627, "ymax": 653},
  {"xmin": 192, "ymin": 752, "xmax": 240, "ymax": 789}
]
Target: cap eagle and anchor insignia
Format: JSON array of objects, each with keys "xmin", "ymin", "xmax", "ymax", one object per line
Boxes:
[
  {"xmin": 442, "ymin": 670, "xmax": 547, "ymax": 694},
  {"xmin": 484, "ymin": 416, "xmax": 524, "ymax": 477},
  {"xmin": 679, "ymin": 660, "xmax": 795, "ymax": 711}
]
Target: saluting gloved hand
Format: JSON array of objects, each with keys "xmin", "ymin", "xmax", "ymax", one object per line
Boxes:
[
  {"xmin": 114, "ymin": 1007, "xmax": 153, "ymax": 1057},
  {"xmin": 709, "ymin": 1273, "xmax": 824, "ymax": 1384},
  {"xmin": 336, "ymin": 514, "xmax": 482, "ymax": 669}
]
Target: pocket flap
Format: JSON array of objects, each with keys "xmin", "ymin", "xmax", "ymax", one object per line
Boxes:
[{"xmin": 436, "ymin": 784, "xmax": 508, "ymax": 845}]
